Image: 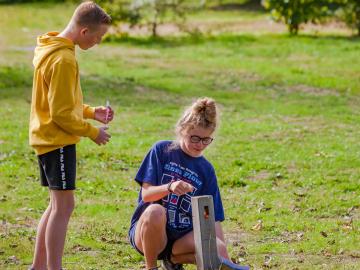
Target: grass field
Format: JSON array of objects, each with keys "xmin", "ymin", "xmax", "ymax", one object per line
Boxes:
[{"xmin": 0, "ymin": 2, "xmax": 359, "ymax": 270}]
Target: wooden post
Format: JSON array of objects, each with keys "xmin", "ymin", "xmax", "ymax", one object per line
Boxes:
[
  {"xmin": 191, "ymin": 195, "xmax": 250, "ymax": 270},
  {"xmin": 192, "ymin": 195, "xmax": 221, "ymax": 270}
]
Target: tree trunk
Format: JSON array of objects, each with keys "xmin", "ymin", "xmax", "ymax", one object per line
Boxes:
[
  {"xmin": 356, "ymin": 7, "xmax": 360, "ymax": 37},
  {"xmin": 289, "ymin": 23, "xmax": 299, "ymax": 35},
  {"xmin": 152, "ymin": 22, "xmax": 157, "ymax": 37},
  {"xmin": 152, "ymin": 8, "xmax": 159, "ymax": 37}
]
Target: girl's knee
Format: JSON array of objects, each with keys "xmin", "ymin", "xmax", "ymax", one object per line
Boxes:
[{"xmin": 143, "ymin": 204, "xmax": 166, "ymax": 224}]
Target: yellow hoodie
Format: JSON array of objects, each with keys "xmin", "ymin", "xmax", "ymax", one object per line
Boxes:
[{"xmin": 29, "ymin": 32, "xmax": 99, "ymax": 155}]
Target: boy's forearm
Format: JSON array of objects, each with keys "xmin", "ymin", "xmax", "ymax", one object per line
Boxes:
[{"xmin": 52, "ymin": 111, "xmax": 98, "ymax": 140}]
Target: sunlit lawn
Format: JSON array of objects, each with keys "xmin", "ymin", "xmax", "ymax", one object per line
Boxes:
[{"xmin": 0, "ymin": 2, "xmax": 359, "ymax": 269}]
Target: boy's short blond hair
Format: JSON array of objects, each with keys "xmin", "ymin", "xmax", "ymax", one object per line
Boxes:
[{"xmin": 72, "ymin": 1, "xmax": 111, "ymax": 29}]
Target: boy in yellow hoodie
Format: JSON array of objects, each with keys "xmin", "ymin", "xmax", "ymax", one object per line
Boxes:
[{"xmin": 29, "ymin": 2, "xmax": 112, "ymax": 270}]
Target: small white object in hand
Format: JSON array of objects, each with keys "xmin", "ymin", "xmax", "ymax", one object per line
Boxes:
[{"xmin": 105, "ymin": 100, "xmax": 110, "ymax": 127}]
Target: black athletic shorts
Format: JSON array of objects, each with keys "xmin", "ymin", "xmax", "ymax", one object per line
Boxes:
[
  {"xmin": 129, "ymin": 221, "xmax": 192, "ymax": 260},
  {"xmin": 37, "ymin": 145, "xmax": 76, "ymax": 190}
]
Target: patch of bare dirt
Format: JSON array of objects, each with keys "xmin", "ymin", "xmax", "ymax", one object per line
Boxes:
[
  {"xmin": 211, "ymin": 0, "xmax": 264, "ymax": 12},
  {"xmin": 284, "ymin": 84, "xmax": 340, "ymax": 97},
  {"xmin": 226, "ymin": 230, "xmax": 256, "ymax": 246},
  {"xmin": 248, "ymin": 170, "xmax": 272, "ymax": 181},
  {"xmin": 112, "ymin": 18, "xmax": 353, "ymax": 37},
  {"xmin": 225, "ymin": 228, "xmax": 360, "ymax": 268},
  {"xmin": 0, "ymin": 216, "xmax": 37, "ymax": 234},
  {"xmin": 190, "ymin": 19, "xmax": 286, "ymax": 35}
]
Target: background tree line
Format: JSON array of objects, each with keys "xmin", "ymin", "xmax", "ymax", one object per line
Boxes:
[
  {"xmin": 1, "ymin": 0, "xmax": 359, "ymax": 36},
  {"xmin": 262, "ymin": 0, "xmax": 360, "ymax": 35}
]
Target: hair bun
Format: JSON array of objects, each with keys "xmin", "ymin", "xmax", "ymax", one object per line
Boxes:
[
  {"xmin": 174, "ymin": 97, "xmax": 219, "ymax": 142},
  {"xmin": 192, "ymin": 97, "xmax": 217, "ymax": 124}
]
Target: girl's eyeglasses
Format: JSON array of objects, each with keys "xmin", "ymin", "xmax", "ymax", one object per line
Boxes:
[{"xmin": 189, "ymin": 135, "xmax": 213, "ymax": 145}]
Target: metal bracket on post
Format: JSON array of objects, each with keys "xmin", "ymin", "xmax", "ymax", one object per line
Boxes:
[{"xmin": 191, "ymin": 195, "xmax": 250, "ymax": 270}]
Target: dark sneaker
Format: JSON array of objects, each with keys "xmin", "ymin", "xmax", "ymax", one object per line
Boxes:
[{"xmin": 161, "ymin": 258, "xmax": 185, "ymax": 270}]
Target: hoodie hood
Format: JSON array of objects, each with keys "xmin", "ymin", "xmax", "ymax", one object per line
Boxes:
[{"xmin": 33, "ymin": 32, "xmax": 75, "ymax": 68}]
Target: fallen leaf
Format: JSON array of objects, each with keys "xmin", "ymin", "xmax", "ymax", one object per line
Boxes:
[
  {"xmin": 263, "ymin": 255, "xmax": 272, "ymax": 267},
  {"xmin": 342, "ymin": 217, "xmax": 353, "ymax": 231},
  {"xmin": 72, "ymin": 244, "xmax": 91, "ymax": 251},
  {"xmin": 349, "ymin": 251, "xmax": 360, "ymax": 258},
  {"xmin": 297, "ymin": 232, "xmax": 304, "ymax": 240},
  {"xmin": 328, "ymin": 239, "xmax": 335, "ymax": 245},
  {"xmin": 6, "ymin": 255, "xmax": 20, "ymax": 264},
  {"xmin": 258, "ymin": 201, "xmax": 272, "ymax": 213},
  {"xmin": 321, "ymin": 249, "xmax": 332, "ymax": 257},
  {"xmin": 320, "ymin": 231, "xmax": 328, "ymax": 237},
  {"xmin": 294, "ymin": 191, "xmax": 306, "ymax": 197},
  {"xmin": 251, "ymin": 220, "xmax": 263, "ymax": 231},
  {"xmin": 347, "ymin": 205, "xmax": 358, "ymax": 215}
]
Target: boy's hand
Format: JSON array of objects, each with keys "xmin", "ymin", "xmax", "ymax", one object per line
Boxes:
[
  {"xmin": 92, "ymin": 127, "xmax": 111, "ymax": 145},
  {"xmin": 169, "ymin": 180, "xmax": 194, "ymax": 195},
  {"xmin": 94, "ymin": 106, "xmax": 114, "ymax": 124}
]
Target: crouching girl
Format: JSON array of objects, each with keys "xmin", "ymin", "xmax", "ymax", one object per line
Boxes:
[{"xmin": 128, "ymin": 97, "xmax": 230, "ymax": 270}]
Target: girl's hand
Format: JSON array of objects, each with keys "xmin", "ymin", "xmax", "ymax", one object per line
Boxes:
[
  {"xmin": 169, "ymin": 180, "xmax": 194, "ymax": 195},
  {"xmin": 94, "ymin": 106, "xmax": 114, "ymax": 124}
]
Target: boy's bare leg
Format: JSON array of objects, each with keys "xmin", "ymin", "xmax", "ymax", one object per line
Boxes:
[
  {"xmin": 32, "ymin": 199, "xmax": 52, "ymax": 270},
  {"xmin": 46, "ymin": 190, "xmax": 75, "ymax": 270},
  {"xmin": 135, "ymin": 204, "xmax": 167, "ymax": 269}
]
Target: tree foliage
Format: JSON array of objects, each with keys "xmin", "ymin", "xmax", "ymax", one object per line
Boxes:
[
  {"xmin": 99, "ymin": 0, "xmax": 191, "ymax": 37},
  {"xmin": 261, "ymin": 0, "xmax": 334, "ymax": 35},
  {"xmin": 262, "ymin": 0, "xmax": 360, "ymax": 36},
  {"xmin": 336, "ymin": 0, "xmax": 360, "ymax": 36},
  {"xmin": 0, "ymin": 0, "xmax": 66, "ymax": 3}
]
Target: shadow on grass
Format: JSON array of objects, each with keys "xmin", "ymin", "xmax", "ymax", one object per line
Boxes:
[
  {"xmin": 0, "ymin": 66, "xmax": 183, "ymax": 109},
  {"xmin": 104, "ymin": 32, "xmax": 360, "ymax": 49},
  {"xmin": 0, "ymin": 65, "xmax": 32, "ymax": 99},
  {"xmin": 0, "ymin": 66, "xmax": 137, "ymax": 101},
  {"xmin": 296, "ymin": 33, "xmax": 360, "ymax": 42},
  {"xmin": 2, "ymin": 32, "xmax": 359, "ymax": 99}
]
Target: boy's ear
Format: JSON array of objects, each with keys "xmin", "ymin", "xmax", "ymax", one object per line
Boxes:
[{"xmin": 79, "ymin": 27, "xmax": 89, "ymax": 36}]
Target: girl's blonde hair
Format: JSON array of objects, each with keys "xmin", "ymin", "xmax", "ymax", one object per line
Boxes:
[{"xmin": 169, "ymin": 97, "xmax": 218, "ymax": 150}]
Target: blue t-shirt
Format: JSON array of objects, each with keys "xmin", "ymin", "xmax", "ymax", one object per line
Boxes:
[{"xmin": 129, "ymin": 140, "xmax": 224, "ymax": 236}]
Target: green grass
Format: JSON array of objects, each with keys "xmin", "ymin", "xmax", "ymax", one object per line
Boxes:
[{"xmin": 0, "ymin": 2, "xmax": 359, "ymax": 270}]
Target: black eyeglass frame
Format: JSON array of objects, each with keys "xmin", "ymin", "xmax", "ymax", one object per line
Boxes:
[{"xmin": 189, "ymin": 135, "xmax": 214, "ymax": 145}]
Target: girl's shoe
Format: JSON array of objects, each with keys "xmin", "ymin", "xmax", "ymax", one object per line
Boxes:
[{"xmin": 161, "ymin": 258, "xmax": 185, "ymax": 270}]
